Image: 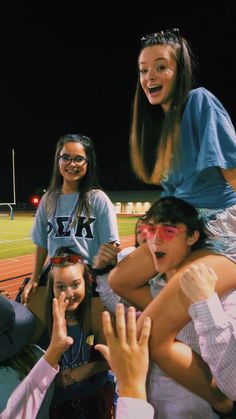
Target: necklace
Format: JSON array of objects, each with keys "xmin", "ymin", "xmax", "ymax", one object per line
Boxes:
[
  {"xmin": 52, "ymin": 193, "xmax": 79, "ymax": 236},
  {"xmin": 62, "ymin": 328, "xmax": 83, "ymax": 367}
]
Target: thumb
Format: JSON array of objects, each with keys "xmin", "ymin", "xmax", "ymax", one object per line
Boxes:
[{"xmin": 63, "ymin": 336, "xmax": 74, "ymax": 351}]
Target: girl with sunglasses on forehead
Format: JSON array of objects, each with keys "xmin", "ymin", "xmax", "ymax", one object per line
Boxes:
[
  {"xmin": 22, "ymin": 133, "xmax": 119, "ymax": 305},
  {"xmin": 109, "ymin": 28, "xmax": 236, "ymax": 413},
  {"xmin": 45, "ymin": 247, "xmax": 115, "ymax": 418}
]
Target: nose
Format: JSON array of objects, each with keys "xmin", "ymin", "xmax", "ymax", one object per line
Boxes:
[
  {"xmin": 152, "ymin": 229, "xmax": 163, "ymax": 244},
  {"xmin": 65, "ymin": 287, "xmax": 73, "ymax": 299},
  {"xmin": 69, "ymin": 158, "xmax": 76, "ymax": 166},
  {"xmin": 147, "ymin": 68, "xmax": 157, "ymax": 81}
]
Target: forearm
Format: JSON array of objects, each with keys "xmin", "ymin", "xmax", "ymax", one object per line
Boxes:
[
  {"xmin": 189, "ymin": 293, "xmax": 236, "ymax": 400},
  {"xmin": 118, "ymin": 382, "xmax": 147, "ymax": 400},
  {"xmin": 136, "ymin": 254, "xmax": 233, "ymax": 406},
  {"xmin": 96, "ymin": 274, "xmax": 122, "ymax": 314},
  {"xmin": 108, "ymin": 243, "xmax": 155, "ymax": 310},
  {"xmin": 70, "ymin": 359, "xmax": 109, "ymax": 383},
  {"xmin": 31, "ymin": 246, "xmax": 48, "ymax": 283},
  {"xmin": 1, "ymin": 357, "xmax": 58, "ymax": 419},
  {"xmin": 44, "ymin": 344, "xmax": 63, "ymax": 369}
]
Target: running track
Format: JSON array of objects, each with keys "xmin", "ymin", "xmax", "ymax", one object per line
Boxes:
[{"xmin": 0, "ymin": 235, "xmax": 134, "ymax": 300}]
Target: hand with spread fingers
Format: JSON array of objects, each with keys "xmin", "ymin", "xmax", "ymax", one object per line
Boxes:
[
  {"xmin": 95, "ymin": 303, "xmax": 151, "ymax": 400},
  {"xmin": 44, "ymin": 292, "xmax": 74, "ymax": 369}
]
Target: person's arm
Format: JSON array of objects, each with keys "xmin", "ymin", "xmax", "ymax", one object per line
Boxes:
[
  {"xmin": 21, "ymin": 245, "xmax": 48, "ymax": 304},
  {"xmin": 95, "ymin": 303, "xmax": 152, "ymax": 399},
  {"xmin": 57, "ymin": 359, "xmax": 109, "ymax": 387},
  {"xmin": 96, "ymin": 273, "xmax": 122, "ymax": 314},
  {"xmin": 180, "ymin": 263, "xmax": 236, "ymax": 400},
  {"xmin": 95, "ymin": 303, "xmax": 154, "ymax": 419},
  {"xmin": 0, "ymin": 293, "xmax": 73, "ymax": 419},
  {"xmin": 95, "ymin": 244, "xmax": 138, "ymax": 313},
  {"xmin": 109, "ymin": 245, "xmax": 235, "ymax": 412},
  {"xmin": 93, "ymin": 242, "xmax": 121, "ymax": 312},
  {"xmin": 108, "ymin": 243, "xmax": 155, "ymax": 310},
  {"xmin": 0, "ymin": 357, "xmax": 58, "ymax": 419}
]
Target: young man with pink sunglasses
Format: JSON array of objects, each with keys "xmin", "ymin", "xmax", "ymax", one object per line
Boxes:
[{"xmin": 108, "ymin": 196, "xmax": 236, "ymax": 418}]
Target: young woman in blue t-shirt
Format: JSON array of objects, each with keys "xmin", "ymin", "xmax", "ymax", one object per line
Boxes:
[{"xmin": 109, "ymin": 28, "xmax": 236, "ymax": 414}]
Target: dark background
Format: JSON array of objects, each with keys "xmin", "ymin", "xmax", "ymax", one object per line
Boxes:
[{"xmin": 1, "ymin": 3, "xmax": 236, "ymax": 203}]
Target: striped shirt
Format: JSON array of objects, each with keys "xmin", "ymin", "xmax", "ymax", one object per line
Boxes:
[{"xmin": 148, "ymin": 275, "xmax": 236, "ymax": 418}]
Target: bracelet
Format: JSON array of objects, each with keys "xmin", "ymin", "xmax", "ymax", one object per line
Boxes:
[{"xmin": 92, "ymin": 265, "xmax": 114, "ymax": 276}]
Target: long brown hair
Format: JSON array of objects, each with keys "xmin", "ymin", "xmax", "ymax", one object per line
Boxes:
[
  {"xmin": 45, "ymin": 133, "xmax": 101, "ymax": 220},
  {"xmin": 130, "ymin": 30, "xmax": 195, "ymax": 185},
  {"xmin": 46, "ymin": 247, "xmax": 92, "ymax": 335}
]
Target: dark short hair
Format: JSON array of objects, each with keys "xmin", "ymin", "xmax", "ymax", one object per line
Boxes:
[{"xmin": 144, "ymin": 196, "xmax": 206, "ymax": 242}]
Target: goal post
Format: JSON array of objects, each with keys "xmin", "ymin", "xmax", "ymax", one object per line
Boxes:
[{"xmin": 0, "ymin": 203, "xmax": 14, "ymax": 220}]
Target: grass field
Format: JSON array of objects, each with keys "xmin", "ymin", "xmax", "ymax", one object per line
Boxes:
[{"xmin": 0, "ymin": 212, "xmax": 140, "ymax": 260}]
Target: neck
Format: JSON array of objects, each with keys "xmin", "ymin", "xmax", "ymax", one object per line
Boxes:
[
  {"xmin": 62, "ymin": 182, "xmax": 79, "ymax": 194},
  {"xmin": 65, "ymin": 311, "xmax": 77, "ymax": 319},
  {"xmin": 65, "ymin": 312, "xmax": 78, "ymax": 325}
]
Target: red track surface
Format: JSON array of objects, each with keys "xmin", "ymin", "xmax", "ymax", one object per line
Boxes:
[{"xmin": 0, "ymin": 235, "xmax": 134, "ymax": 300}]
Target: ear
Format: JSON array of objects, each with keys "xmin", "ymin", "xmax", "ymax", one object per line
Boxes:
[{"xmin": 187, "ymin": 230, "xmax": 200, "ymax": 246}]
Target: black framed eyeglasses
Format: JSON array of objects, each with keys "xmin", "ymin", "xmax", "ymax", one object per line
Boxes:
[
  {"xmin": 141, "ymin": 28, "xmax": 180, "ymax": 47},
  {"xmin": 50, "ymin": 254, "xmax": 84, "ymax": 266},
  {"xmin": 58, "ymin": 154, "xmax": 89, "ymax": 167}
]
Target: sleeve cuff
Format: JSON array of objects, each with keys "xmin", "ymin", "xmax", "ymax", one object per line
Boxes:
[
  {"xmin": 188, "ymin": 292, "xmax": 228, "ymax": 332},
  {"xmin": 117, "ymin": 397, "xmax": 154, "ymax": 419}
]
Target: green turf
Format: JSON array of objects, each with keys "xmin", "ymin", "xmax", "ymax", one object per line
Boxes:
[{"xmin": 0, "ymin": 212, "xmax": 140, "ymax": 259}]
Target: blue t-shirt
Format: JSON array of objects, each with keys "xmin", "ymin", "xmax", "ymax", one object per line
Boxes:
[
  {"xmin": 52, "ymin": 324, "xmax": 108, "ymax": 405},
  {"xmin": 32, "ymin": 189, "xmax": 120, "ymax": 265},
  {"xmin": 161, "ymin": 87, "xmax": 236, "ymax": 209}
]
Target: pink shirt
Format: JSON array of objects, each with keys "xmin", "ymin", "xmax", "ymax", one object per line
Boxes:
[
  {"xmin": 0, "ymin": 356, "xmax": 58, "ymax": 419},
  {"xmin": 117, "ymin": 397, "xmax": 154, "ymax": 419},
  {"xmin": 189, "ymin": 291, "xmax": 236, "ymax": 400},
  {"xmin": 0, "ymin": 356, "xmax": 155, "ymax": 419}
]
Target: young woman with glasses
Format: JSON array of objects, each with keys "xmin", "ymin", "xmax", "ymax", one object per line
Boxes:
[
  {"xmin": 108, "ymin": 29, "xmax": 236, "ymax": 414},
  {"xmin": 21, "ymin": 133, "xmax": 119, "ymax": 304}
]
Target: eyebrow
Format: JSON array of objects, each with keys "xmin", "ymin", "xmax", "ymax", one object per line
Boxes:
[
  {"xmin": 55, "ymin": 278, "xmax": 83, "ymax": 284},
  {"xmin": 139, "ymin": 57, "xmax": 168, "ymax": 66}
]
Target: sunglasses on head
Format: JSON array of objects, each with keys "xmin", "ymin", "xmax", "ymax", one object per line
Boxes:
[
  {"xmin": 141, "ymin": 27, "xmax": 180, "ymax": 47},
  {"xmin": 140, "ymin": 223, "xmax": 183, "ymax": 241},
  {"xmin": 50, "ymin": 254, "xmax": 84, "ymax": 266}
]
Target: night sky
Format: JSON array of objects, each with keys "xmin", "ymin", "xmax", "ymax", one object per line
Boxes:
[{"xmin": 1, "ymin": 3, "xmax": 236, "ymax": 203}]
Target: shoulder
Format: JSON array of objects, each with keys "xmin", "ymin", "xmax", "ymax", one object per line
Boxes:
[
  {"xmin": 187, "ymin": 87, "xmax": 227, "ymax": 113},
  {"xmin": 89, "ymin": 189, "xmax": 109, "ymax": 199},
  {"xmin": 36, "ymin": 191, "xmax": 56, "ymax": 214},
  {"xmin": 88, "ymin": 189, "xmax": 114, "ymax": 207}
]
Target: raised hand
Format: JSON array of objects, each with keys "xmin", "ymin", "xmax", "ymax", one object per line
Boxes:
[
  {"xmin": 44, "ymin": 292, "xmax": 73, "ymax": 368},
  {"xmin": 179, "ymin": 263, "xmax": 218, "ymax": 303},
  {"xmin": 95, "ymin": 303, "xmax": 151, "ymax": 400}
]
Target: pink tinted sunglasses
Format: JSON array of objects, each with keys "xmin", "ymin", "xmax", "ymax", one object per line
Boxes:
[{"xmin": 140, "ymin": 224, "xmax": 183, "ymax": 241}]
